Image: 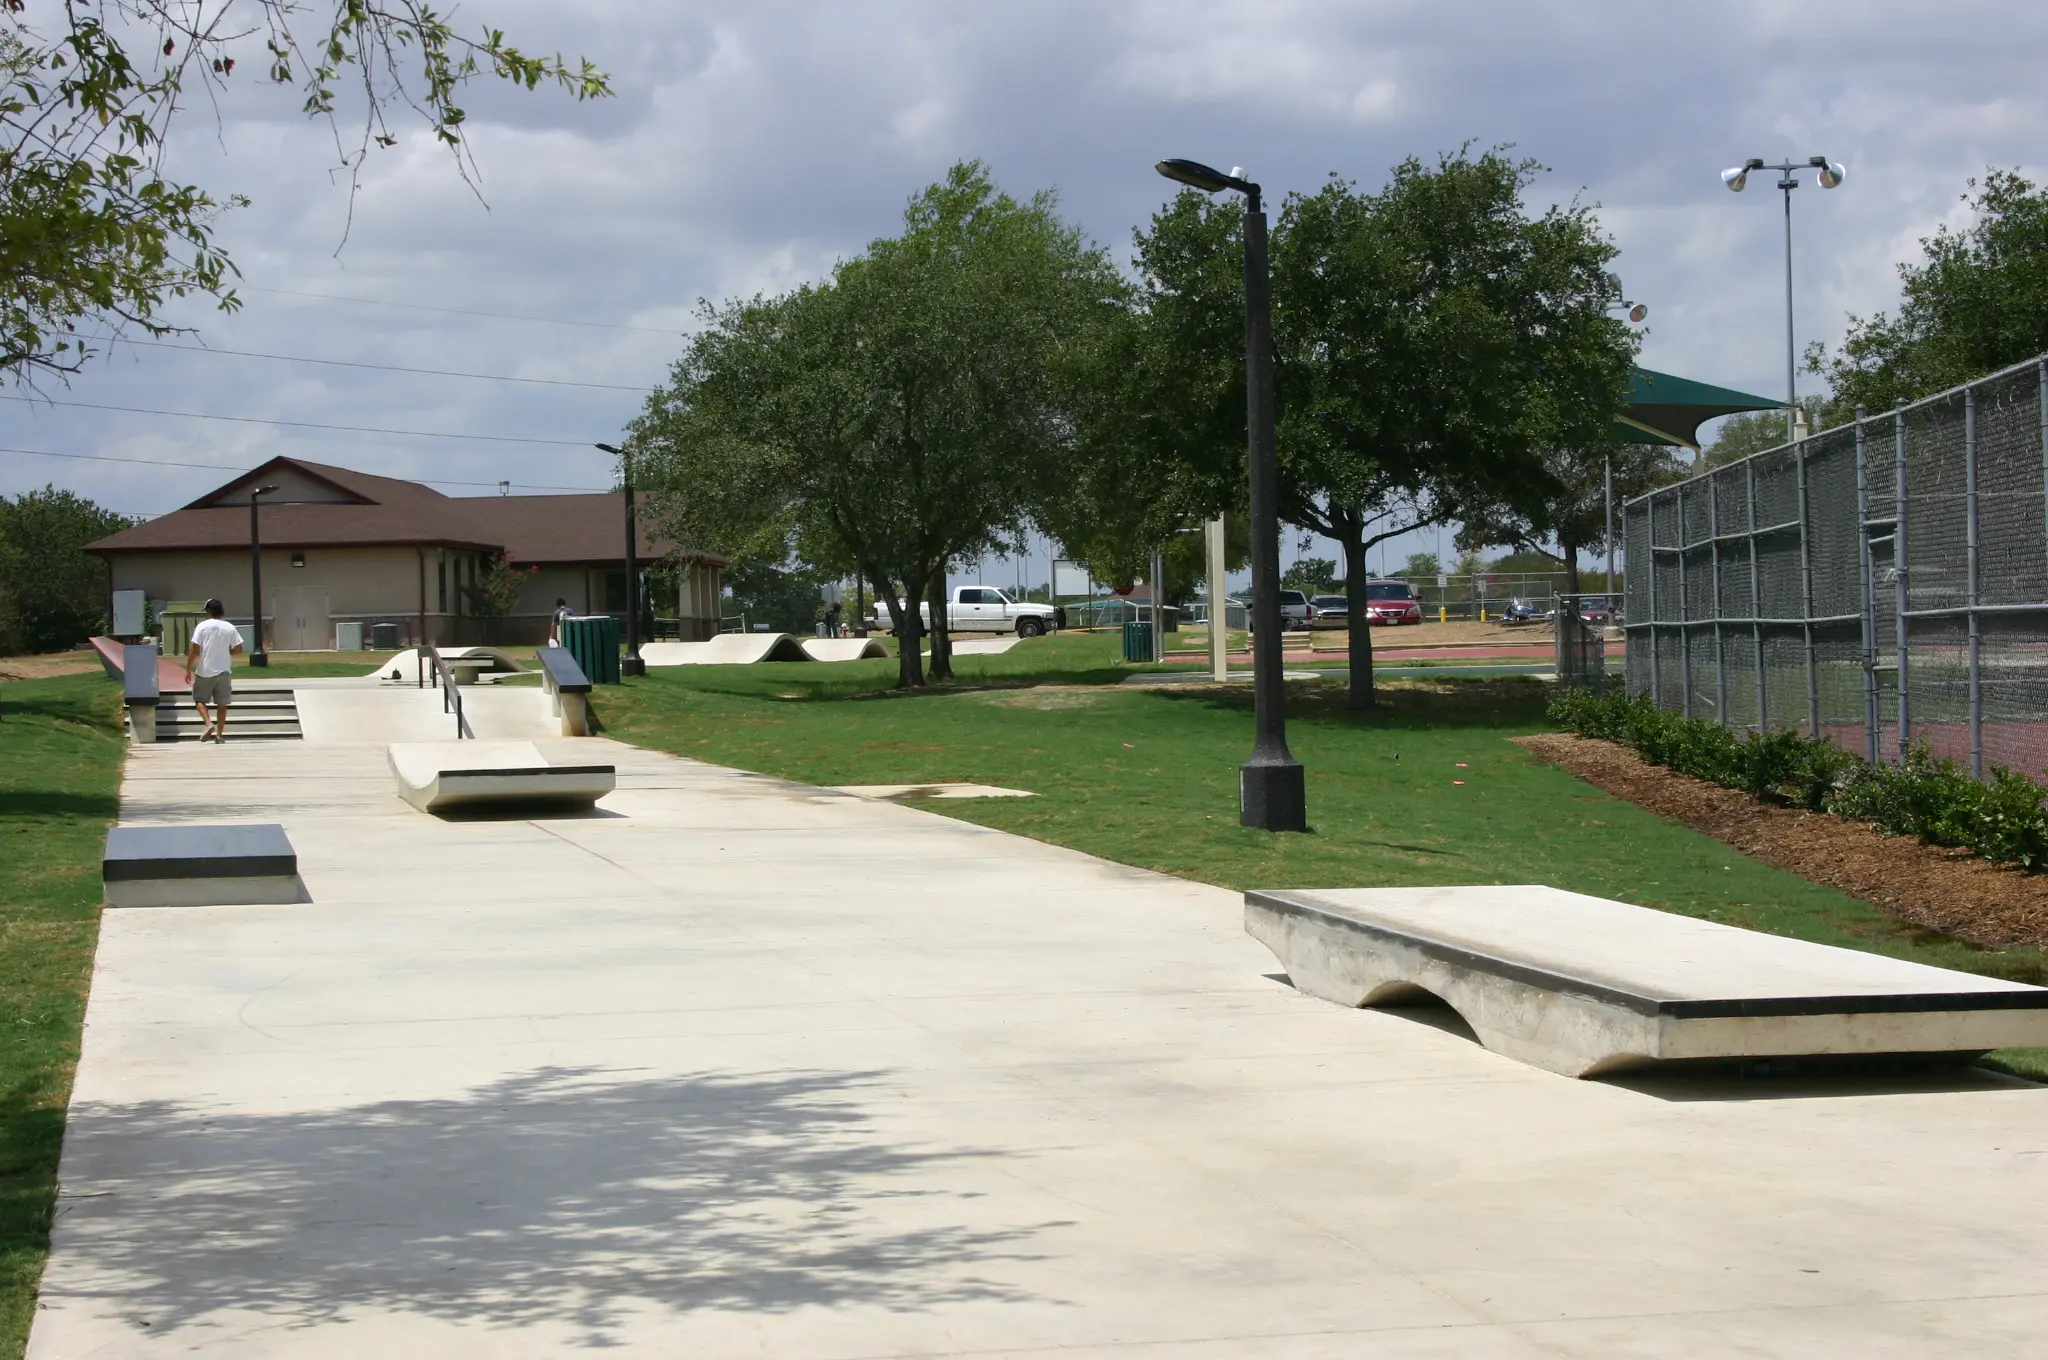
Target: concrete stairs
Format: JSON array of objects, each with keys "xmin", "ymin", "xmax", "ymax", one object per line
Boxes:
[{"xmin": 136, "ymin": 684, "xmax": 303, "ymax": 742}]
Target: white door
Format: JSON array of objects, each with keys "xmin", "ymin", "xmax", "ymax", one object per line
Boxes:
[{"xmin": 273, "ymin": 587, "xmax": 332, "ymax": 651}]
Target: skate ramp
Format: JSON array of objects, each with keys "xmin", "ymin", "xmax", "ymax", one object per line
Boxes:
[
  {"xmin": 640, "ymin": 634, "xmax": 813, "ymax": 666},
  {"xmin": 388, "ymin": 740, "xmax": 615, "ymax": 814},
  {"xmin": 800, "ymin": 637, "xmax": 890, "ymax": 661},
  {"xmin": 369, "ymin": 646, "xmax": 525, "ymax": 680}
]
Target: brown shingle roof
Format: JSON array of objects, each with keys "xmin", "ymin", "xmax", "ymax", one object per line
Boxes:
[{"xmin": 87, "ymin": 456, "xmax": 721, "ymax": 566}]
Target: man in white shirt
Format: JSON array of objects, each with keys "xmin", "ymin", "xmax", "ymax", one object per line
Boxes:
[{"xmin": 184, "ymin": 598, "xmax": 245, "ymax": 744}]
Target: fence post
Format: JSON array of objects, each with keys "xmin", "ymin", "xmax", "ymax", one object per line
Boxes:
[
  {"xmin": 1854, "ymin": 407, "xmax": 1879, "ymax": 765},
  {"xmin": 1895, "ymin": 401, "xmax": 1910, "ymax": 763},
  {"xmin": 1708, "ymin": 469, "xmax": 1726, "ymax": 726},
  {"xmin": 1965, "ymin": 388, "xmax": 1982, "ymax": 779},
  {"xmin": 1745, "ymin": 457, "xmax": 1765, "ymax": 730},
  {"xmin": 2040, "ymin": 361, "xmax": 2048, "ymax": 581},
  {"xmin": 1676, "ymin": 482, "xmax": 1692, "ymax": 718},
  {"xmin": 1796, "ymin": 438, "xmax": 1821, "ymax": 737},
  {"xmin": 1646, "ymin": 495, "xmax": 1661, "ymax": 709}
]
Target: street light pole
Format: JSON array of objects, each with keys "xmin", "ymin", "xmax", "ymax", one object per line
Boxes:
[
  {"xmin": 596, "ymin": 442, "xmax": 645, "ymax": 677},
  {"xmin": 1722, "ymin": 156, "xmax": 1845, "ymax": 443},
  {"xmin": 1156, "ymin": 158, "xmax": 1304, "ymax": 831},
  {"xmin": 247, "ymin": 484, "xmax": 278, "ymax": 667}
]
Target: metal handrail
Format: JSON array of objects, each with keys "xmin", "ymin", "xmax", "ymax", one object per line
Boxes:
[{"xmin": 418, "ymin": 640, "xmax": 474, "ymax": 740}]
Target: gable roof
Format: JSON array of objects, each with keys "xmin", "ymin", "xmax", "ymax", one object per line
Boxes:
[{"xmin": 86, "ymin": 456, "xmax": 720, "ymax": 566}]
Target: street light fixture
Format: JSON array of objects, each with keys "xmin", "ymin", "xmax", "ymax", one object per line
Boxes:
[
  {"xmin": 1721, "ymin": 154, "xmax": 1847, "ymax": 441},
  {"xmin": 1154, "ymin": 156, "xmax": 1305, "ymax": 832},
  {"xmin": 247, "ymin": 484, "xmax": 279, "ymax": 667},
  {"xmin": 595, "ymin": 442, "xmax": 645, "ymax": 677}
]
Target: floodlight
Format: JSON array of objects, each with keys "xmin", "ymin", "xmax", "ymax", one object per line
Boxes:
[
  {"xmin": 1156, "ymin": 159, "xmax": 1235, "ymax": 194},
  {"xmin": 1817, "ymin": 160, "xmax": 1845, "ymax": 188},
  {"xmin": 1721, "ymin": 166, "xmax": 1749, "ymax": 192},
  {"xmin": 1626, "ymin": 302, "xmax": 1648, "ymax": 323}
]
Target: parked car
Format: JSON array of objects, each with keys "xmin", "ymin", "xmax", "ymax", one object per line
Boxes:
[
  {"xmin": 1363, "ymin": 579, "xmax": 1422, "ymax": 625},
  {"xmin": 870, "ymin": 585, "xmax": 1063, "ymax": 637},
  {"xmin": 1500, "ymin": 597, "xmax": 1552, "ymax": 626},
  {"xmin": 1279, "ymin": 589, "xmax": 1316, "ymax": 626},
  {"xmin": 1310, "ymin": 594, "xmax": 1348, "ymax": 628}
]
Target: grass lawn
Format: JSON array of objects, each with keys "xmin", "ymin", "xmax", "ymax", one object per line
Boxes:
[
  {"xmin": 0, "ymin": 675, "xmax": 125, "ymax": 1356},
  {"xmin": 593, "ymin": 632, "xmax": 2046, "ymax": 1081}
]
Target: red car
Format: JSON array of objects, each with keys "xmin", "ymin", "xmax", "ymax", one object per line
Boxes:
[{"xmin": 1364, "ymin": 579, "xmax": 1422, "ymax": 625}]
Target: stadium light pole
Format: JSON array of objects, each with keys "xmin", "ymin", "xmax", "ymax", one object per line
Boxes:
[
  {"xmin": 1721, "ymin": 155, "xmax": 1846, "ymax": 442},
  {"xmin": 1602, "ymin": 279, "xmax": 1649, "ymax": 605},
  {"xmin": 595, "ymin": 442, "xmax": 645, "ymax": 677},
  {"xmin": 1155, "ymin": 157, "xmax": 1305, "ymax": 831},
  {"xmin": 247, "ymin": 484, "xmax": 279, "ymax": 667}
]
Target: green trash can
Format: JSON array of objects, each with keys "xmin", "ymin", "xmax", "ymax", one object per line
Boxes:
[
  {"xmin": 561, "ymin": 615, "xmax": 621, "ymax": 684},
  {"xmin": 1122, "ymin": 620, "xmax": 1153, "ymax": 663}
]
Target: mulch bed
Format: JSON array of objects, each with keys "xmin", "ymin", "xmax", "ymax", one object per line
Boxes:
[{"xmin": 1515, "ymin": 732, "xmax": 2048, "ymax": 949}]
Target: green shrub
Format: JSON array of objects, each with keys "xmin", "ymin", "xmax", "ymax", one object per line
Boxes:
[{"xmin": 1546, "ymin": 689, "xmax": 2047, "ymax": 871}]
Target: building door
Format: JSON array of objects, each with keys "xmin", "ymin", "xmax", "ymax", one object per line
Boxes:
[{"xmin": 273, "ymin": 586, "xmax": 331, "ymax": 651}]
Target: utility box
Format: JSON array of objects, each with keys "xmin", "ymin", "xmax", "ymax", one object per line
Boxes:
[
  {"xmin": 336, "ymin": 621, "xmax": 365, "ymax": 651},
  {"xmin": 112, "ymin": 589, "xmax": 148, "ymax": 637},
  {"xmin": 560, "ymin": 615, "xmax": 621, "ymax": 684},
  {"xmin": 370, "ymin": 622, "xmax": 400, "ymax": 651}
]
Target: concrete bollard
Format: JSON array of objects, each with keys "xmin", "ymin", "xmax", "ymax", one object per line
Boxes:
[
  {"xmin": 558, "ymin": 691, "xmax": 590, "ymax": 737},
  {"xmin": 127, "ymin": 702, "xmax": 157, "ymax": 745}
]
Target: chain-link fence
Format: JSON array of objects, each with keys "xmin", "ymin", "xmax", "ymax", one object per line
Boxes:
[
  {"xmin": 1554, "ymin": 596, "xmax": 1609, "ymax": 694},
  {"xmin": 1623, "ymin": 354, "xmax": 2048, "ymax": 781}
]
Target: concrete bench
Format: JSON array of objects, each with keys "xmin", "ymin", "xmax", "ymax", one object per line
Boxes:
[
  {"xmin": 1246, "ymin": 885, "xmax": 2048, "ymax": 1078},
  {"xmin": 535, "ymin": 646, "xmax": 592, "ymax": 736},
  {"xmin": 103, "ymin": 823, "xmax": 306, "ymax": 908},
  {"xmin": 389, "ymin": 740, "xmax": 614, "ymax": 815}
]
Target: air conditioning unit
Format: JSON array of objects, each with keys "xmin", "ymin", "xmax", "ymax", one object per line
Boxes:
[{"xmin": 336, "ymin": 621, "xmax": 365, "ymax": 651}]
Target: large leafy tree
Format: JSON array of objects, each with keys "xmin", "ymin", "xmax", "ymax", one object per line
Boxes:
[
  {"xmin": 633, "ymin": 162, "xmax": 1121, "ymax": 689},
  {"xmin": 1810, "ymin": 169, "xmax": 2048, "ymax": 418},
  {"xmin": 1097, "ymin": 150, "xmax": 1633, "ymax": 708},
  {"xmin": 3, "ymin": 3, "xmax": 608, "ymax": 380},
  {"xmin": 1458, "ymin": 441, "xmax": 1682, "ymax": 594},
  {"xmin": 0, "ymin": 485, "xmax": 131, "ymax": 652}
]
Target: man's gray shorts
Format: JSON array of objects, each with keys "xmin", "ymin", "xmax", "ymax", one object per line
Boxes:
[{"xmin": 192, "ymin": 672, "xmax": 232, "ymax": 707}]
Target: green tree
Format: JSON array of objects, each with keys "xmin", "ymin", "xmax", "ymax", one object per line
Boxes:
[
  {"xmin": 723, "ymin": 557, "xmax": 829, "ymax": 635},
  {"xmin": 1809, "ymin": 169, "xmax": 2048, "ymax": 419},
  {"xmin": 461, "ymin": 550, "xmax": 527, "ymax": 621},
  {"xmin": 0, "ymin": 485, "xmax": 131, "ymax": 652},
  {"xmin": 1460, "ymin": 441, "xmax": 1684, "ymax": 592},
  {"xmin": 1280, "ymin": 556, "xmax": 1338, "ymax": 593},
  {"xmin": 3, "ymin": 4, "xmax": 609, "ymax": 379},
  {"xmin": 1400, "ymin": 551, "xmax": 1441, "ymax": 580},
  {"xmin": 633, "ymin": 162, "xmax": 1122, "ymax": 688},
  {"xmin": 1700, "ymin": 397, "xmax": 1824, "ymax": 468},
  {"xmin": 1274, "ymin": 151, "xmax": 1632, "ymax": 706}
]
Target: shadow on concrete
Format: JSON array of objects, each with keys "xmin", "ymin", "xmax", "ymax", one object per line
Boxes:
[
  {"xmin": 1606, "ymin": 1059, "xmax": 2034, "ymax": 1103},
  {"xmin": 52, "ymin": 1066, "xmax": 1064, "ymax": 1344}
]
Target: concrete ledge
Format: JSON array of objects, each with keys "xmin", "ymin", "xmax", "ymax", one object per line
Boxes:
[
  {"xmin": 1245, "ymin": 885, "xmax": 2048, "ymax": 1078},
  {"xmin": 389, "ymin": 740, "xmax": 615, "ymax": 814},
  {"xmin": 103, "ymin": 824, "xmax": 306, "ymax": 908}
]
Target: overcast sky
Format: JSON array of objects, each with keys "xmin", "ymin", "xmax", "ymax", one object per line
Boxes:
[{"xmin": 6, "ymin": 0, "xmax": 2045, "ymax": 584}]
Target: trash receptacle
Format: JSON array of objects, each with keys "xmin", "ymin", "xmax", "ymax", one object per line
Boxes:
[
  {"xmin": 560, "ymin": 614, "xmax": 621, "ymax": 684},
  {"xmin": 1122, "ymin": 620, "xmax": 1153, "ymax": 663}
]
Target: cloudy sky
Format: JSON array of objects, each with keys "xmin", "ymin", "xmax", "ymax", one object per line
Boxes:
[{"xmin": 6, "ymin": 0, "xmax": 2045, "ymax": 583}]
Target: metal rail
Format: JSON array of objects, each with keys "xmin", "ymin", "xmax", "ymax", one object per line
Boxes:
[{"xmin": 419, "ymin": 640, "xmax": 474, "ymax": 740}]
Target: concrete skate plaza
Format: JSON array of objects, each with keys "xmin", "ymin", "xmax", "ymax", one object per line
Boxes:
[{"xmin": 32, "ymin": 680, "xmax": 2048, "ymax": 1356}]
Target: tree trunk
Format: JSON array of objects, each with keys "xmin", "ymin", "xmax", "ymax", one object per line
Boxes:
[
  {"xmin": 1340, "ymin": 529, "xmax": 1375, "ymax": 711},
  {"xmin": 926, "ymin": 575, "xmax": 953, "ymax": 680},
  {"xmin": 1561, "ymin": 536, "xmax": 1583, "ymax": 598},
  {"xmin": 877, "ymin": 566, "xmax": 924, "ymax": 689}
]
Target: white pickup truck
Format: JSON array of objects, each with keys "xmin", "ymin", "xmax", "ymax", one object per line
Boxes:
[{"xmin": 871, "ymin": 586, "xmax": 1063, "ymax": 638}]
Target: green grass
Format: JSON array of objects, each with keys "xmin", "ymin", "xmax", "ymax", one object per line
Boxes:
[
  {"xmin": 593, "ymin": 643, "xmax": 2046, "ymax": 1080},
  {"xmin": 0, "ymin": 675, "xmax": 125, "ymax": 1354}
]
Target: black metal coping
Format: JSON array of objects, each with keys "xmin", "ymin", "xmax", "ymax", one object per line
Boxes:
[
  {"xmin": 535, "ymin": 645, "xmax": 593, "ymax": 693},
  {"xmin": 104, "ymin": 824, "xmax": 296, "ymax": 881},
  {"xmin": 434, "ymin": 765, "xmax": 615, "ymax": 779},
  {"xmin": 1246, "ymin": 890, "xmax": 2048, "ymax": 1019}
]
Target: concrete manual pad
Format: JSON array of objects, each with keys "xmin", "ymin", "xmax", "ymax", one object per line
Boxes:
[
  {"xmin": 1246, "ymin": 884, "xmax": 2048, "ymax": 1077},
  {"xmin": 102, "ymin": 823, "xmax": 306, "ymax": 908},
  {"xmin": 387, "ymin": 739, "xmax": 615, "ymax": 814},
  {"xmin": 32, "ymin": 707, "xmax": 2048, "ymax": 1358},
  {"xmin": 832, "ymin": 782, "xmax": 1035, "ymax": 800}
]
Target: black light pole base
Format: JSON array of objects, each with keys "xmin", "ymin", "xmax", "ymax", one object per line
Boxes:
[
  {"xmin": 621, "ymin": 656, "xmax": 646, "ymax": 678},
  {"xmin": 1240, "ymin": 758, "xmax": 1307, "ymax": 832},
  {"xmin": 250, "ymin": 652, "xmax": 269, "ymax": 668}
]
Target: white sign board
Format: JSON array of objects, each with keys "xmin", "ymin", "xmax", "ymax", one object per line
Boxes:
[{"xmin": 1051, "ymin": 559, "xmax": 1092, "ymax": 599}]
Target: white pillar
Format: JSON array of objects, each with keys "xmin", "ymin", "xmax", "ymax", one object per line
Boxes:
[{"xmin": 1207, "ymin": 514, "xmax": 1228, "ymax": 682}]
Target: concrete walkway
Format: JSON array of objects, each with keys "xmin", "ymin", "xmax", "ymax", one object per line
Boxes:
[{"xmin": 30, "ymin": 685, "xmax": 2048, "ymax": 1356}]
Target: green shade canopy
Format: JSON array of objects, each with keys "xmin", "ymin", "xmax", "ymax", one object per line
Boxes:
[{"xmin": 1615, "ymin": 367, "xmax": 1787, "ymax": 450}]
